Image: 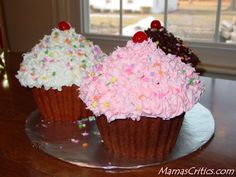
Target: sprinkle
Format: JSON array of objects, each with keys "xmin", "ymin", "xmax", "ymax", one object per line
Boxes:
[
  {"xmin": 52, "ymin": 71, "xmax": 56, "ymax": 76},
  {"xmin": 93, "ymin": 131, "xmax": 100, "ymax": 136},
  {"xmin": 67, "ymin": 51, "xmax": 73, "ymax": 57},
  {"xmin": 143, "ymin": 77, "xmax": 149, "ymax": 82},
  {"xmin": 93, "ymin": 95, "xmax": 101, "ymax": 101},
  {"xmin": 111, "ymin": 76, "xmax": 117, "ymax": 83},
  {"xmin": 136, "ymin": 105, "xmax": 142, "ymax": 111},
  {"xmin": 42, "ymin": 76, "xmax": 47, "ymax": 80},
  {"xmin": 44, "ymin": 50, "xmax": 49, "ymax": 55},
  {"xmin": 41, "ymin": 124, "xmax": 47, "ymax": 128},
  {"xmin": 81, "ymin": 131, "xmax": 89, "ymax": 136},
  {"xmin": 158, "ymin": 70, "xmax": 164, "ymax": 76},
  {"xmin": 20, "ymin": 67, "xmax": 26, "ymax": 72},
  {"xmin": 49, "ymin": 52, "xmax": 54, "ymax": 57},
  {"xmin": 78, "ymin": 123, "xmax": 86, "ymax": 129},
  {"xmin": 88, "ymin": 116, "xmax": 95, "ymax": 121},
  {"xmin": 73, "ymin": 45, "xmax": 77, "ymax": 48},
  {"xmin": 76, "ymin": 120, "xmax": 82, "ymax": 124},
  {"xmin": 125, "ymin": 68, "xmax": 133, "ymax": 75},
  {"xmin": 103, "ymin": 102, "xmax": 110, "ymax": 108},
  {"xmin": 92, "ymin": 101, "xmax": 97, "ymax": 108},
  {"xmin": 66, "ymin": 38, "xmax": 71, "ymax": 44},
  {"xmin": 81, "ymin": 63, "xmax": 87, "ymax": 69},
  {"xmin": 82, "ymin": 118, "xmax": 88, "ymax": 122},
  {"xmin": 77, "ymin": 52, "xmax": 83, "ymax": 56},
  {"xmin": 130, "ymin": 64, "xmax": 135, "ymax": 68},
  {"xmin": 153, "ymin": 62, "xmax": 161, "ymax": 67},
  {"xmin": 181, "ymin": 69, "xmax": 186, "ymax": 73},
  {"xmin": 34, "ymin": 77, "xmax": 39, "ymax": 81},
  {"xmin": 89, "ymin": 72, "xmax": 95, "ymax": 77},
  {"xmin": 150, "ymin": 72, "xmax": 155, "ymax": 77},
  {"xmin": 138, "ymin": 94, "xmax": 144, "ymax": 100},
  {"xmin": 188, "ymin": 78, "xmax": 194, "ymax": 85},
  {"xmin": 54, "ymin": 31, "xmax": 59, "ymax": 36},
  {"xmin": 82, "ymin": 143, "xmax": 88, "ymax": 148},
  {"xmin": 71, "ymin": 138, "xmax": 79, "ymax": 144}
]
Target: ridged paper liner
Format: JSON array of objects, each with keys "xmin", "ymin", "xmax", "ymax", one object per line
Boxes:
[
  {"xmin": 96, "ymin": 114, "xmax": 184, "ymax": 159},
  {"xmin": 32, "ymin": 85, "xmax": 92, "ymax": 122}
]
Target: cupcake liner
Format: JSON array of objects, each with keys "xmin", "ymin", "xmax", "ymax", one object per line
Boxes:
[
  {"xmin": 96, "ymin": 114, "xmax": 184, "ymax": 159},
  {"xmin": 32, "ymin": 85, "xmax": 92, "ymax": 122}
]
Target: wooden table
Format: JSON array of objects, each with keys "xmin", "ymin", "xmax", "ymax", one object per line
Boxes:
[{"xmin": 0, "ymin": 53, "xmax": 236, "ymax": 177}]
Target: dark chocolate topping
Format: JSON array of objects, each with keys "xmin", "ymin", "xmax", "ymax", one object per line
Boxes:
[{"xmin": 145, "ymin": 27, "xmax": 200, "ymax": 67}]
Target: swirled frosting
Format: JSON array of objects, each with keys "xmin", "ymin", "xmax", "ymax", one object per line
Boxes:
[
  {"xmin": 16, "ymin": 27, "xmax": 106, "ymax": 91},
  {"xmin": 80, "ymin": 39, "xmax": 204, "ymax": 122}
]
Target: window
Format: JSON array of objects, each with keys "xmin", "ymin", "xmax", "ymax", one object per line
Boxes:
[
  {"xmin": 82, "ymin": 0, "xmax": 236, "ymax": 44},
  {"xmin": 81, "ymin": 0, "xmax": 236, "ymax": 75}
]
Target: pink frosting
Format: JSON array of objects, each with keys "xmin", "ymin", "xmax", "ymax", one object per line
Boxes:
[{"xmin": 79, "ymin": 39, "xmax": 204, "ymax": 122}]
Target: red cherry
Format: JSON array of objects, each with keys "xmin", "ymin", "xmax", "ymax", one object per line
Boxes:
[
  {"xmin": 132, "ymin": 31, "xmax": 148, "ymax": 43},
  {"xmin": 58, "ymin": 21, "xmax": 71, "ymax": 31},
  {"xmin": 150, "ymin": 20, "xmax": 161, "ymax": 29}
]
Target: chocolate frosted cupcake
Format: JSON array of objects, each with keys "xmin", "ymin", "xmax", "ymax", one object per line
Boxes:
[
  {"xmin": 145, "ymin": 20, "xmax": 200, "ymax": 67},
  {"xmin": 80, "ymin": 31, "xmax": 204, "ymax": 159},
  {"xmin": 16, "ymin": 21, "xmax": 106, "ymax": 122}
]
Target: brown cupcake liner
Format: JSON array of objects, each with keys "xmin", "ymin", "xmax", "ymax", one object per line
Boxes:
[
  {"xmin": 96, "ymin": 114, "xmax": 184, "ymax": 159},
  {"xmin": 32, "ymin": 85, "xmax": 93, "ymax": 122}
]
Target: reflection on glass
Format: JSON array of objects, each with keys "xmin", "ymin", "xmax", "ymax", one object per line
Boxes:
[
  {"xmin": 167, "ymin": 0, "xmax": 217, "ymax": 42},
  {"xmin": 122, "ymin": 0, "xmax": 164, "ymax": 36},
  {"xmin": 2, "ymin": 72, "xmax": 9, "ymax": 89},
  {"xmin": 0, "ymin": 49, "xmax": 5, "ymax": 70},
  {"xmin": 220, "ymin": 0, "xmax": 236, "ymax": 44},
  {"xmin": 89, "ymin": 0, "xmax": 120, "ymax": 35}
]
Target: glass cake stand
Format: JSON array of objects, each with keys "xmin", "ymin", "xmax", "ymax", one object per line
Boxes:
[{"xmin": 25, "ymin": 103, "xmax": 215, "ymax": 171}]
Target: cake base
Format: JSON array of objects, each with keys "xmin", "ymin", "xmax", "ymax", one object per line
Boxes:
[
  {"xmin": 25, "ymin": 103, "xmax": 215, "ymax": 170},
  {"xmin": 96, "ymin": 114, "xmax": 184, "ymax": 159},
  {"xmin": 32, "ymin": 85, "xmax": 92, "ymax": 122}
]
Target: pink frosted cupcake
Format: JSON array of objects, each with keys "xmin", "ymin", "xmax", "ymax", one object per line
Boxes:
[
  {"xmin": 16, "ymin": 21, "xmax": 106, "ymax": 122},
  {"xmin": 80, "ymin": 31, "xmax": 204, "ymax": 158}
]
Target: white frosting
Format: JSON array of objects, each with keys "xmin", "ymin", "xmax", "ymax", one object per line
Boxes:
[{"xmin": 16, "ymin": 28, "xmax": 106, "ymax": 91}]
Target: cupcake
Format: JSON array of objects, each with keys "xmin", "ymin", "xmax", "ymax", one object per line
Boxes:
[
  {"xmin": 145, "ymin": 20, "xmax": 200, "ymax": 67},
  {"xmin": 16, "ymin": 21, "xmax": 106, "ymax": 122},
  {"xmin": 80, "ymin": 31, "xmax": 204, "ymax": 159}
]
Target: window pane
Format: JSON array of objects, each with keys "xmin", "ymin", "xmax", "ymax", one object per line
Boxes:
[
  {"xmin": 89, "ymin": 0, "xmax": 120, "ymax": 35},
  {"xmin": 167, "ymin": 0, "xmax": 218, "ymax": 42},
  {"xmin": 122, "ymin": 0, "xmax": 164, "ymax": 36},
  {"xmin": 220, "ymin": 0, "xmax": 236, "ymax": 44}
]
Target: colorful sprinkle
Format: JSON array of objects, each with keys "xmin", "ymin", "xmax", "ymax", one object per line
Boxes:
[
  {"xmin": 93, "ymin": 131, "xmax": 100, "ymax": 136},
  {"xmin": 81, "ymin": 131, "xmax": 89, "ymax": 136},
  {"xmin": 92, "ymin": 101, "xmax": 97, "ymax": 108},
  {"xmin": 88, "ymin": 116, "xmax": 95, "ymax": 122},
  {"xmin": 78, "ymin": 123, "xmax": 86, "ymax": 129},
  {"xmin": 71, "ymin": 138, "xmax": 79, "ymax": 144},
  {"xmin": 103, "ymin": 102, "xmax": 110, "ymax": 108},
  {"xmin": 111, "ymin": 76, "xmax": 117, "ymax": 83},
  {"xmin": 52, "ymin": 71, "xmax": 56, "ymax": 76},
  {"xmin": 82, "ymin": 143, "xmax": 88, "ymax": 148},
  {"xmin": 136, "ymin": 105, "xmax": 142, "ymax": 111}
]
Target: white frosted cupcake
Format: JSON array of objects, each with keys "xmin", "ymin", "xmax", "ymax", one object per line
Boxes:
[{"xmin": 16, "ymin": 21, "xmax": 106, "ymax": 122}]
